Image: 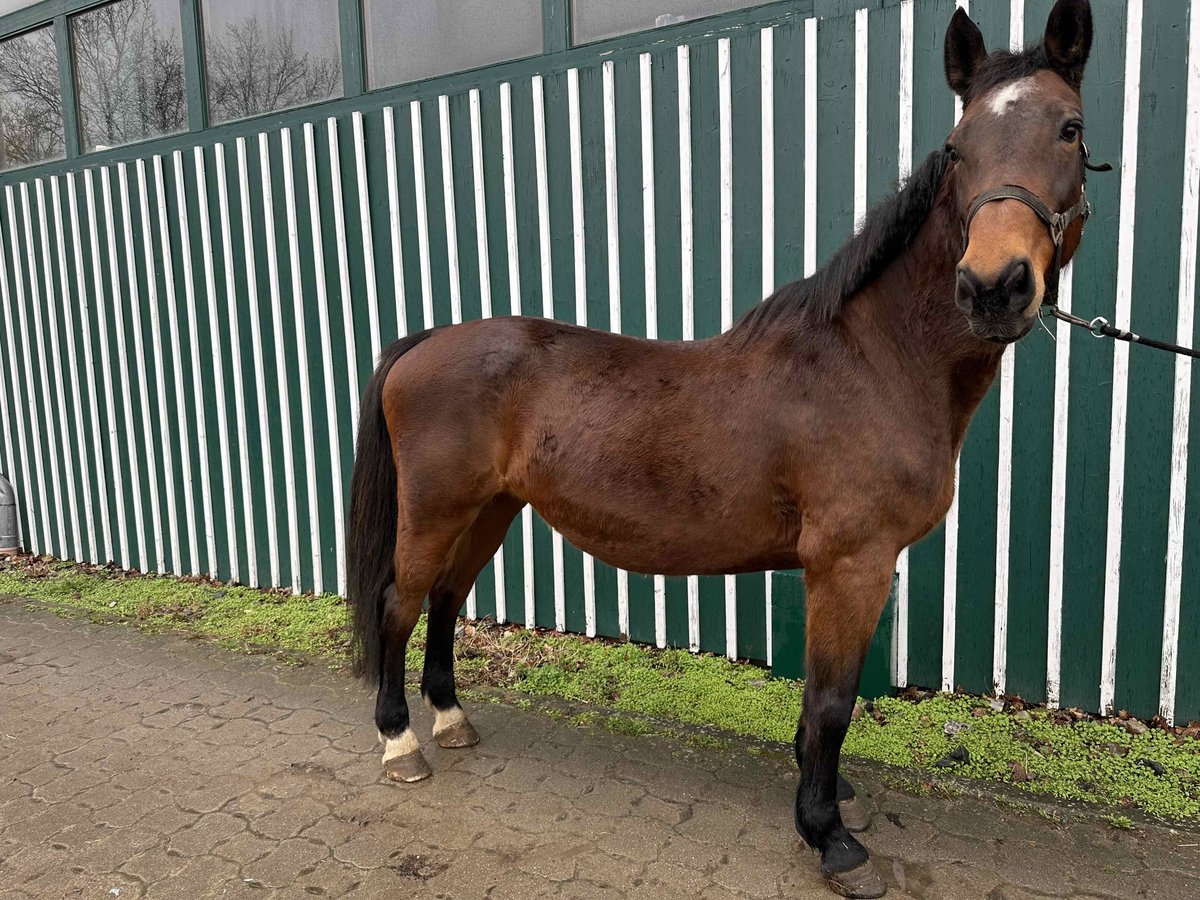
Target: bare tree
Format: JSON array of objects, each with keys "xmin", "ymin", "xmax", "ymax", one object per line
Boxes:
[
  {"xmin": 206, "ymin": 16, "xmax": 340, "ymax": 123},
  {"xmin": 72, "ymin": 0, "xmax": 186, "ymax": 150},
  {"xmin": 0, "ymin": 25, "xmax": 64, "ymax": 168}
]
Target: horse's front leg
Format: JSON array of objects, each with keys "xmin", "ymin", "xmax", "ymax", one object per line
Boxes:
[{"xmin": 794, "ymin": 547, "xmax": 895, "ymax": 899}]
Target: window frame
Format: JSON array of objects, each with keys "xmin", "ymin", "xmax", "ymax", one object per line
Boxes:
[{"xmin": 0, "ymin": 0, "xmax": 792, "ymax": 173}]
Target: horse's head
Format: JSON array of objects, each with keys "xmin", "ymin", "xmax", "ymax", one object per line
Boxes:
[{"xmin": 943, "ymin": 0, "xmax": 1095, "ymax": 344}]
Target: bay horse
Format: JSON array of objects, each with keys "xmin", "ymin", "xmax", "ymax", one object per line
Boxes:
[{"xmin": 347, "ymin": 1, "xmax": 1097, "ymax": 895}]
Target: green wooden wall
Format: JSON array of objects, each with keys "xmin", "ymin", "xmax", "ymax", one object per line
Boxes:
[{"xmin": 0, "ymin": 0, "xmax": 1197, "ymax": 723}]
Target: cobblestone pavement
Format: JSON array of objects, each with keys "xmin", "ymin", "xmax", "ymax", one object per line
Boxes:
[{"xmin": 2, "ymin": 601, "xmax": 1199, "ymax": 900}]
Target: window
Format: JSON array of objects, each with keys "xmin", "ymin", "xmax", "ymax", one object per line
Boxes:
[
  {"xmin": 573, "ymin": 0, "xmax": 763, "ymax": 45},
  {"xmin": 363, "ymin": 0, "xmax": 541, "ymax": 89},
  {"xmin": 201, "ymin": 0, "xmax": 342, "ymax": 125},
  {"xmin": 72, "ymin": 0, "xmax": 187, "ymax": 153},
  {"xmin": 0, "ymin": 25, "xmax": 64, "ymax": 171}
]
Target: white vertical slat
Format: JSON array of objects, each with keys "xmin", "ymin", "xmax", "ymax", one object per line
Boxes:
[
  {"xmin": 501, "ymin": 84, "xmax": 521, "ymax": 320},
  {"xmin": 762, "ymin": 25, "xmax": 776, "ymax": 665},
  {"xmin": 50, "ymin": 175, "xmax": 98, "ymax": 563},
  {"xmin": 1010, "ymin": 0, "xmax": 1024, "ymax": 53},
  {"xmin": 641, "ymin": 53, "xmax": 658, "ymax": 344},
  {"xmin": 171, "ymin": 152, "xmax": 218, "ymax": 577},
  {"xmin": 20, "ymin": 183, "xmax": 65, "ymax": 557},
  {"xmin": 352, "ymin": 111, "xmax": 383, "ymax": 364},
  {"xmin": 34, "ymin": 179, "xmax": 79, "ymax": 559},
  {"xmin": 602, "ymin": 59, "xmax": 632, "ymax": 638},
  {"xmin": 1046, "ymin": 264, "xmax": 1075, "ymax": 708},
  {"xmin": 384, "ymin": 106, "xmax": 409, "ymax": 338},
  {"xmin": 895, "ymin": 0, "xmax": 914, "ymax": 687},
  {"xmin": 191, "ymin": 151, "xmax": 238, "ymax": 582},
  {"xmin": 326, "ymin": 119, "xmax": 355, "ymax": 598},
  {"xmin": 440, "ymin": 96, "xmax": 464, "ymax": 328},
  {"xmin": 411, "ymin": 101, "xmax": 436, "ymax": 330},
  {"xmin": 115, "ymin": 165, "xmax": 164, "ymax": 573},
  {"xmin": 530, "ymin": 74, "xmax": 564, "ymax": 633},
  {"xmin": 804, "ymin": 17, "xmax": 818, "ymax": 278},
  {"xmin": 260, "ymin": 133, "xmax": 303, "ymax": 593},
  {"xmin": 499, "ymin": 80, "xmax": 536, "ymax": 628},
  {"xmin": 469, "ymin": 87, "xmax": 506, "ymax": 621},
  {"xmin": 213, "ymin": 145, "xmax": 256, "ymax": 585},
  {"xmin": 469, "ymin": 90, "xmax": 493, "ymax": 321},
  {"xmin": 1100, "ymin": 0, "xmax": 1143, "ymax": 715},
  {"xmin": 718, "ymin": 36, "xmax": 738, "ymax": 660},
  {"xmin": 134, "ymin": 161, "xmax": 179, "ymax": 575},
  {"xmin": 567, "ymin": 68, "xmax": 598, "ymax": 638},
  {"xmin": 0, "ymin": 296, "xmax": 14, "ymax": 544},
  {"xmin": 82, "ymin": 174, "xmax": 128, "ymax": 566},
  {"xmin": 152, "ymin": 157, "xmax": 198, "ymax": 575},
  {"xmin": 992, "ymin": 2, "xmax": 1025, "ymax": 695},
  {"xmin": 679, "ymin": 43, "xmax": 701, "ymax": 653},
  {"xmin": 1160, "ymin": 0, "xmax": 1200, "ymax": 724},
  {"xmin": 328, "ymin": 118, "xmax": 361, "ymax": 446},
  {"xmin": 285, "ymin": 125, "xmax": 324, "ymax": 594},
  {"xmin": 854, "ymin": 8, "xmax": 868, "ymax": 231},
  {"xmin": 0, "ymin": 191, "xmax": 39, "ymax": 557},
  {"xmin": 941, "ymin": 1, "xmax": 970, "ymax": 694},
  {"xmin": 99, "ymin": 168, "xmax": 148, "ymax": 570},
  {"xmin": 640, "ymin": 51, "xmax": 667, "ymax": 650},
  {"xmin": 718, "ymin": 38, "xmax": 734, "ymax": 335},
  {"xmin": 604, "ymin": 60, "xmax": 622, "ymax": 337},
  {"xmin": 954, "ymin": 1, "xmax": 969, "ymax": 121},
  {"xmin": 237, "ymin": 138, "xmax": 279, "ymax": 586}
]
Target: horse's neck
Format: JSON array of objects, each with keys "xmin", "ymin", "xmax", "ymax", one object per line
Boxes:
[{"xmin": 844, "ymin": 208, "xmax": 1006, "ymax": 449}]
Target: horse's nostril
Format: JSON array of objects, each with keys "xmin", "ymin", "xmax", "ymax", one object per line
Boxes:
[
  {"xmin": 1001, "ymin": 258, "xmax": 1035, "ymax": 311},
  {"xmin": 955, "ymin": 266, "xmax": 982, "ymax": 314}
]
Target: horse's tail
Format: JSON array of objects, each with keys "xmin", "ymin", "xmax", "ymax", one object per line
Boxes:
[{"xmin": 347, "ymin": 328, "xmax": 438, "ymax": 683}]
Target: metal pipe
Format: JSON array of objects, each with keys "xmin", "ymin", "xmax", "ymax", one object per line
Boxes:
[{"xmin": 0, "ymin": 474, "xmax": 18, "ymax": 555}]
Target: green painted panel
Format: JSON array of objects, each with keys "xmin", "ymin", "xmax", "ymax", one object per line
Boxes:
[
  {"xmin": 210, "ymin": 140, "xmax": 269, "ymax": 589},
  {"xmin": 293, "ymin": 125, "xmax": 339, "ymax": 596},
  {"xmin": 815, "ymin": 11, "xmax": 854, "ymax": 265},
  {"xmin": 1114, "ymin": 0, "xmax": 1189, "ymax": 715},
  {"xmin": 772, "ymin": 18, "xmax": 806, "ymax": 286},
  {"xmin": 903, "ymin": 0, "xmax": 957, "ymax": 692},
  {"xmin": 771, "ymin": 569, "xmax": 896, "ymax": 700},
  {"xmin": 1057, "ymin": 0, "xmax": 1127, "ymax": 713}
]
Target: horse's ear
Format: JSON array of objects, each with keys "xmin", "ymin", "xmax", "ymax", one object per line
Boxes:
[
  {"xmin": 1043, "ymin": 0, "xmax": 1092, "ymax": 90},
  {"xmin": 944, "ymin": 8, "xmax": 987, "ymax": 98}
]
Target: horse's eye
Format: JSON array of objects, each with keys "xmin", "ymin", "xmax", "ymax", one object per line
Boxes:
[
  {"xmin": 1060, "ymin": 123, "xmax": 1082, "ymax": 142},
  {"xmin": 945, "ymin": 143, "xmax": 961, "ymax": 162}
]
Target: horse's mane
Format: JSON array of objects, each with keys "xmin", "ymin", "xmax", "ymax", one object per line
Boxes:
[
  {"xmin": 732, "ymin": 44, "xmax": 1055, "ymax": 333},
  {"xmin": 733, "ymin": 147, "xmax": 950, "ymax": 332}
]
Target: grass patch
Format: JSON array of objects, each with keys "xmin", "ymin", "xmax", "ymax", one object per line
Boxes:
[{"xmin": 3, "ymin": 557, "xmax": 1199, "ymax": 824}]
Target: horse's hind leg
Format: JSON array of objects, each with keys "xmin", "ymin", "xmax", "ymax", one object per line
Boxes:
[
  {"xmin": 421, "ymin": 494, "xmax": 523, "ymax": 749},
  {"xmin": 794, "ymin": 547, "xmax": 895, "ymax": 900},
  {"xmin": 376, "ymin": 523, "xmax": 472, "ymax": 783}
]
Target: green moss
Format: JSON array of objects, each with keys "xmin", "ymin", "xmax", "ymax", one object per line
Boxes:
[
  {"xmin": 1104, "ymin": 814, "xmax": 1135, "ymax": 831},
  {"xmin": 4, "ymin": 559, "xmax": 1199, "ymax": 824}
]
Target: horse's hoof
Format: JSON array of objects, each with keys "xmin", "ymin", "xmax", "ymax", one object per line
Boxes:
[
  {"xmin": 384, "ymin": 750, "xmax": 433, "ymax": 783},
  {"xmin": 435, "ymin": 719, "xmax": 480, "ymax": 749},
  {"xmin": 825, "ymin": 860, "xmax": 886, "ymax": 899},
  {"xmin": 839, "ymin": 796, "xmax": 871, "ymax": 833}
]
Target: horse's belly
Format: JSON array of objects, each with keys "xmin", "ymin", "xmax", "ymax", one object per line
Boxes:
[{"xmin": 526, "ymin": 493, "xmax": 801, "ymax": 577}]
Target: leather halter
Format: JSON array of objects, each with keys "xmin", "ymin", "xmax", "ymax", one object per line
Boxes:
[{"xmin": 959, "ymin": 143, "xmax": 1110, "ymax": 304}]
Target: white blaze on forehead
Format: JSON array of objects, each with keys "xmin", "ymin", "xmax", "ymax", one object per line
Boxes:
[{"xmin": 986, "ymin": 77, "xmax": 1040, "ymax": 117}]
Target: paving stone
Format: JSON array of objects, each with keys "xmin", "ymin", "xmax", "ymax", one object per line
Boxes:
[{"xmin": 3, "ymin": 600, "xmax": 1199, "ymax": 900}]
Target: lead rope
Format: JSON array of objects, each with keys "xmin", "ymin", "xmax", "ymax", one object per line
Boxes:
[{"xmin": 1041, "ymin": 305, "xmax": 1200, "ymax": 360}]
